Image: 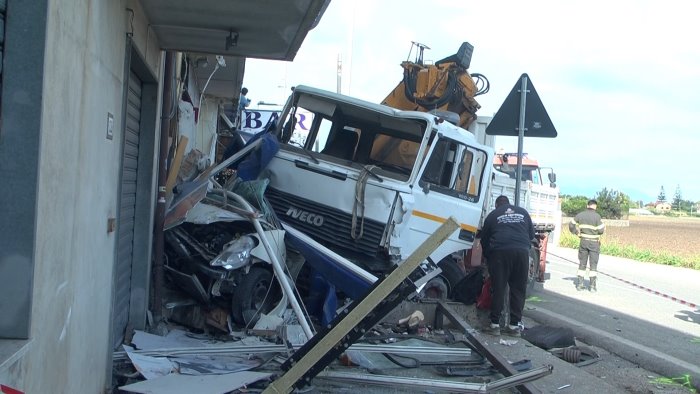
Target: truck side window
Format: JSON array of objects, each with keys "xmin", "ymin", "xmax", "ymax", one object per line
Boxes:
[
  {"xmin": 420, "ymin": 139, "xmax": 487, "ymax": 202},
  {"xmin": 531, "ymin": 168, "xmax": 541, "ymax": 185},
  {"xmin": 460, "ymin": 148, "xmax": 488, "ymax": 200},
  {"xmin": 420, "ymin": 139, "xmax": 451, "ymax": 186},
  {"xmin": 310, "ymin": 117, "xmax": 333, "ymax": 152},
  {"xmin": 453, "ymin": 149, "xmax": 473, "ymax": 192}
]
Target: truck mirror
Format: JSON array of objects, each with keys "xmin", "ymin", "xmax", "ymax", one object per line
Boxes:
[{"xmin": 548, "ymin": 172, "xmax": 556, "ymax": 183}]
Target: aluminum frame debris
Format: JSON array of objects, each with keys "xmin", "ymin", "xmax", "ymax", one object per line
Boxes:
[{"xmin": 317, "ymin": 366, "xmax": 554, "ymax": 393}]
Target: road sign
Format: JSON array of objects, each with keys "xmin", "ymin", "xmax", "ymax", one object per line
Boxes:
[{"xmin": 486, "ymin": 73, "xmax": 557, "ymax": 138}]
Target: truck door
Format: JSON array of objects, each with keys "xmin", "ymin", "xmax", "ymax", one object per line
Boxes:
[{"xmin": 400, "ymin": 135, "xmax": 492, "ymax": 261}]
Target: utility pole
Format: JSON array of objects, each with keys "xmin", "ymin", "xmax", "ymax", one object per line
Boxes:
[{"xmin": 337, "ymin": 53, "xmax": 342, "ymax": 94}]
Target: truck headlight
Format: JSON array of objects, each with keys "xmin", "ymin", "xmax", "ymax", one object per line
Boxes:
[{"xmin": 210, "ymin": 236, "xmax": 255, "ymax": 270}]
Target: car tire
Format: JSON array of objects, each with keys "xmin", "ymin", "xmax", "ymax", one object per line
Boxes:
[{"xmin": 231, "ymin": 266, "xmax": 280, "ymax": 326}]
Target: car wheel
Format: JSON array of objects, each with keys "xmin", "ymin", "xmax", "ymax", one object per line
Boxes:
[{"xmin": 231, "ymin": 266, "xmax": 280, "ymax": 326}]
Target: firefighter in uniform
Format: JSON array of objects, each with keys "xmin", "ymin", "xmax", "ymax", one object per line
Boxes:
[{"xmin": 569, "ymin": 199, "xmax": 605, "ymax": 291}]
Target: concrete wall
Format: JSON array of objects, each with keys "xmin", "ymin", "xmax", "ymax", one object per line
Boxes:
[
  {"xmin": 197, "ymin": 96, "xmax": 220, "ymax": 161},
  {"xmin": 0, "ymin": 1, "xmax": 162, "ymax": 392}
]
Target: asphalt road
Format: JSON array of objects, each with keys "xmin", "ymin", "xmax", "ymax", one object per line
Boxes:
[{"xmin": 524, "ymin": 245, "xmax": 700, "ymax": 391}]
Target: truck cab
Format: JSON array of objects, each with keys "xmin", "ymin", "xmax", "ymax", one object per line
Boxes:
[
  {"xmin": 264, "ymin": 86, "xmax": 494, "ymax": 285},
  {"xmin": 493, "ymin": 152, "xmax": 556, "ymax": 188}
]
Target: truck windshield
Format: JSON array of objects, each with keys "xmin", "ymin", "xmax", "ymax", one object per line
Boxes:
[
  {"xmin": 494, "ymin": 165, "xmax": 538, "ymax": 183},
  {"xmin": 280, "ymin": 93, "xmax": 427, "ymax": 181}
]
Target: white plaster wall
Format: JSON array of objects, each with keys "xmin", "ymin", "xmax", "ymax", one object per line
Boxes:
[
  {"xmin": 176, "ymin": 58, "xmax": 201, "ymax": 154},
  {"xmin": 197, "ymin": 96, "xmax": 220, "ymax": 161},
  {"xmin": 15, "ymin": 1, "xmax": 160, "ymax": 393}
]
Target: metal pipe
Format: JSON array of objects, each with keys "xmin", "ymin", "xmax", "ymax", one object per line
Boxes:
[
  {"xmin": 252, "ymin": 207, "xmax": 314, "ymax": 339},
  {"xmin": 152, "ymin": 51, "xmax": 177, "ymax": 322},
  {"xmin": 208, "ymin": 137, "xmax": 262, "ymax": 177}
]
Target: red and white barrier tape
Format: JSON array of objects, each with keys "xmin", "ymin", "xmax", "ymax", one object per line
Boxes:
[{"xmin": 548, "ymin": 252, "xmax": 699, "ymax": 310}]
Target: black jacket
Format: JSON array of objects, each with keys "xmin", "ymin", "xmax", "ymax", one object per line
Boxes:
[
  {"xmin": 480, "ymin": 204, "xmax": 536, "ymax": 256},
  {"xmin": 569, "ymin": 208, "xmax": 605, "ymax": 240}
]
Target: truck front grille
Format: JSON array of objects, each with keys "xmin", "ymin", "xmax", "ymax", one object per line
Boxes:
[{"xmin": 266, "ymin": 187, "xmax": 385, "ymax": 257}]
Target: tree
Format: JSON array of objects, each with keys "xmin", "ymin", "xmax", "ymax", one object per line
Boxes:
[
  {"xmin": 595, "ymin": 188, "xmax": 630, "ymax": 219},
  {"xmin": 680, "ymin": 199, "xmax": 695, "ymax": 213},
  {"xmin": 673, "ymin": 184, "xmax": 682, "ymax": 211},
  {"xmin": 657, "ymin": 186, "xmax": 666, "ymax": 203},
  {"xmin": 560, "ymin": 195, "xmax": 589, "ymax": 217}
]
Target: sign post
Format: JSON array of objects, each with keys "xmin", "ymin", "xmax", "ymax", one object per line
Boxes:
[
  {"xmin": 486, "ymin": 73, "xmax": 558, "ymax": 207},
  {"xmin": 515, "ymin": 75, "xmax": 528, "ymax": 204}
]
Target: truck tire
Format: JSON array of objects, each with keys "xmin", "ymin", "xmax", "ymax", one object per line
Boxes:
[
  {"xmin": 438, "ymin": 256, "xmax": 466, "ymax": 299},
  {"xmin": 232, "ymin": 266, "xmax": 280, "ymax": 326},
  {"xmin": 419, "ymin": 257, "xmax": 465, "ymax": 300},
  {"xmin": 526, "ymin": 247, "xmax": 541, "ymax": 296}
]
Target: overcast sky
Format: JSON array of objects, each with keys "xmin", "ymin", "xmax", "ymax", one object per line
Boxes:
[{"xmin": 243, "ymin": 0, "xmax": 700, "ymax": 203}]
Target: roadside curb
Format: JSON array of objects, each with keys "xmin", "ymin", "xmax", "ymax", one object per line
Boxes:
[{"xmin": 524, "ymin": 302, "xmax": 700, "ymax": 391}]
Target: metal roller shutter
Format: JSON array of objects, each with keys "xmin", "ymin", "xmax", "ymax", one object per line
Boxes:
[
  {"xmin": 1, "ymin": 0, "xmax": 6, "ymax": 97},
  {"xmin": 112, "ymin": 70, "xmax": 143, "ymax": 348}
]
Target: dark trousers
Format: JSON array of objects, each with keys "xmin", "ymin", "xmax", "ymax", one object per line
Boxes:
[
  {"xmin": 578, "ymin": 239, "xmax": 600, "ymax": 273},
  {"xmin": 487, "ymin": 248, "xmax": 529, "ymax": 325}
]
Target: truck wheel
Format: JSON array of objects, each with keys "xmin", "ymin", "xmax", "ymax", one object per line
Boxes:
[
  {"xmin": 418, "ymin": 257, "xmax": 465, "ymax": 300},
  {"xmin": 232, "ymin": 266, "xmax": 280, "ymax": 326},
  {"xmin": 526, "ymin": 247, "xmax": 541, "ymax": 296},
  {"xmin": 438, "ymin": 256, "xmax": 466, "ymax": 299}
]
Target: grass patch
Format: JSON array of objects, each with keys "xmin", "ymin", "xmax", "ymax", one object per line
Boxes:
[
  {"xmin": 648, "ymin": 375, "xmax": 697, "ymax": 393},
  {"xmin": 559, "ymin": 231, "xmax": 700, "ymax": 270}
]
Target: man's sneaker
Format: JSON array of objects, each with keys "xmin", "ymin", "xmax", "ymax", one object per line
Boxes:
[
  {"xmin": 502, "ymin": 324, "xmax": 522, "ymax": 337},
  {"xmin": 483, "ymin": 323, "xmax": 501, "ymax": 336}
]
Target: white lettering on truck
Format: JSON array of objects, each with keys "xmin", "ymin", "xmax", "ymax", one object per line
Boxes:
[{"xmin": 286, "ymin": 207, "xmax": 324, "ymax": 227}]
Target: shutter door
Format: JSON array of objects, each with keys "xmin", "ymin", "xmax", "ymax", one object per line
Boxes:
[
  {"xmin": 112, "ymin": 70, "xmax": 143, "ymax": 347},
  {"xmin": 1, "ymin": 0, "xmax": 6, "ymax": 98}
]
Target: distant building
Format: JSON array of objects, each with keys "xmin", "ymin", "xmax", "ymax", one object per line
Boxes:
[
  {"xmin": 655, "ymin": 202, "xmax": 672, "ymax": 212},
  {"xmin": 630, "ymin": 208, "xmax": 653, "ymax": 216}
]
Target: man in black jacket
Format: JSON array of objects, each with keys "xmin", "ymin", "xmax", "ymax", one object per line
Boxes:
[
  {"xmin": 480, "ymin": 195, "xmax": 536, "ymax": 337},
  {"xmin": 569, "ymin": 199, "xmax": 605, "ymax": 291}
]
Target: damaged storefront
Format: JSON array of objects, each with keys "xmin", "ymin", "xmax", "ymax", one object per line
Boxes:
[{"xmin": 112, "ymin": 48, "xmax": 556, "ymax": 393}]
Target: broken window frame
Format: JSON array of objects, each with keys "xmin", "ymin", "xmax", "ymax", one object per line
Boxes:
[
  {"xmin": 418, "ymin": 135, "xmax": 488, "ymax": 203},
  {"xmin": 277, "ymin": 94, "xmax": 428, "ymax": 182}
]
